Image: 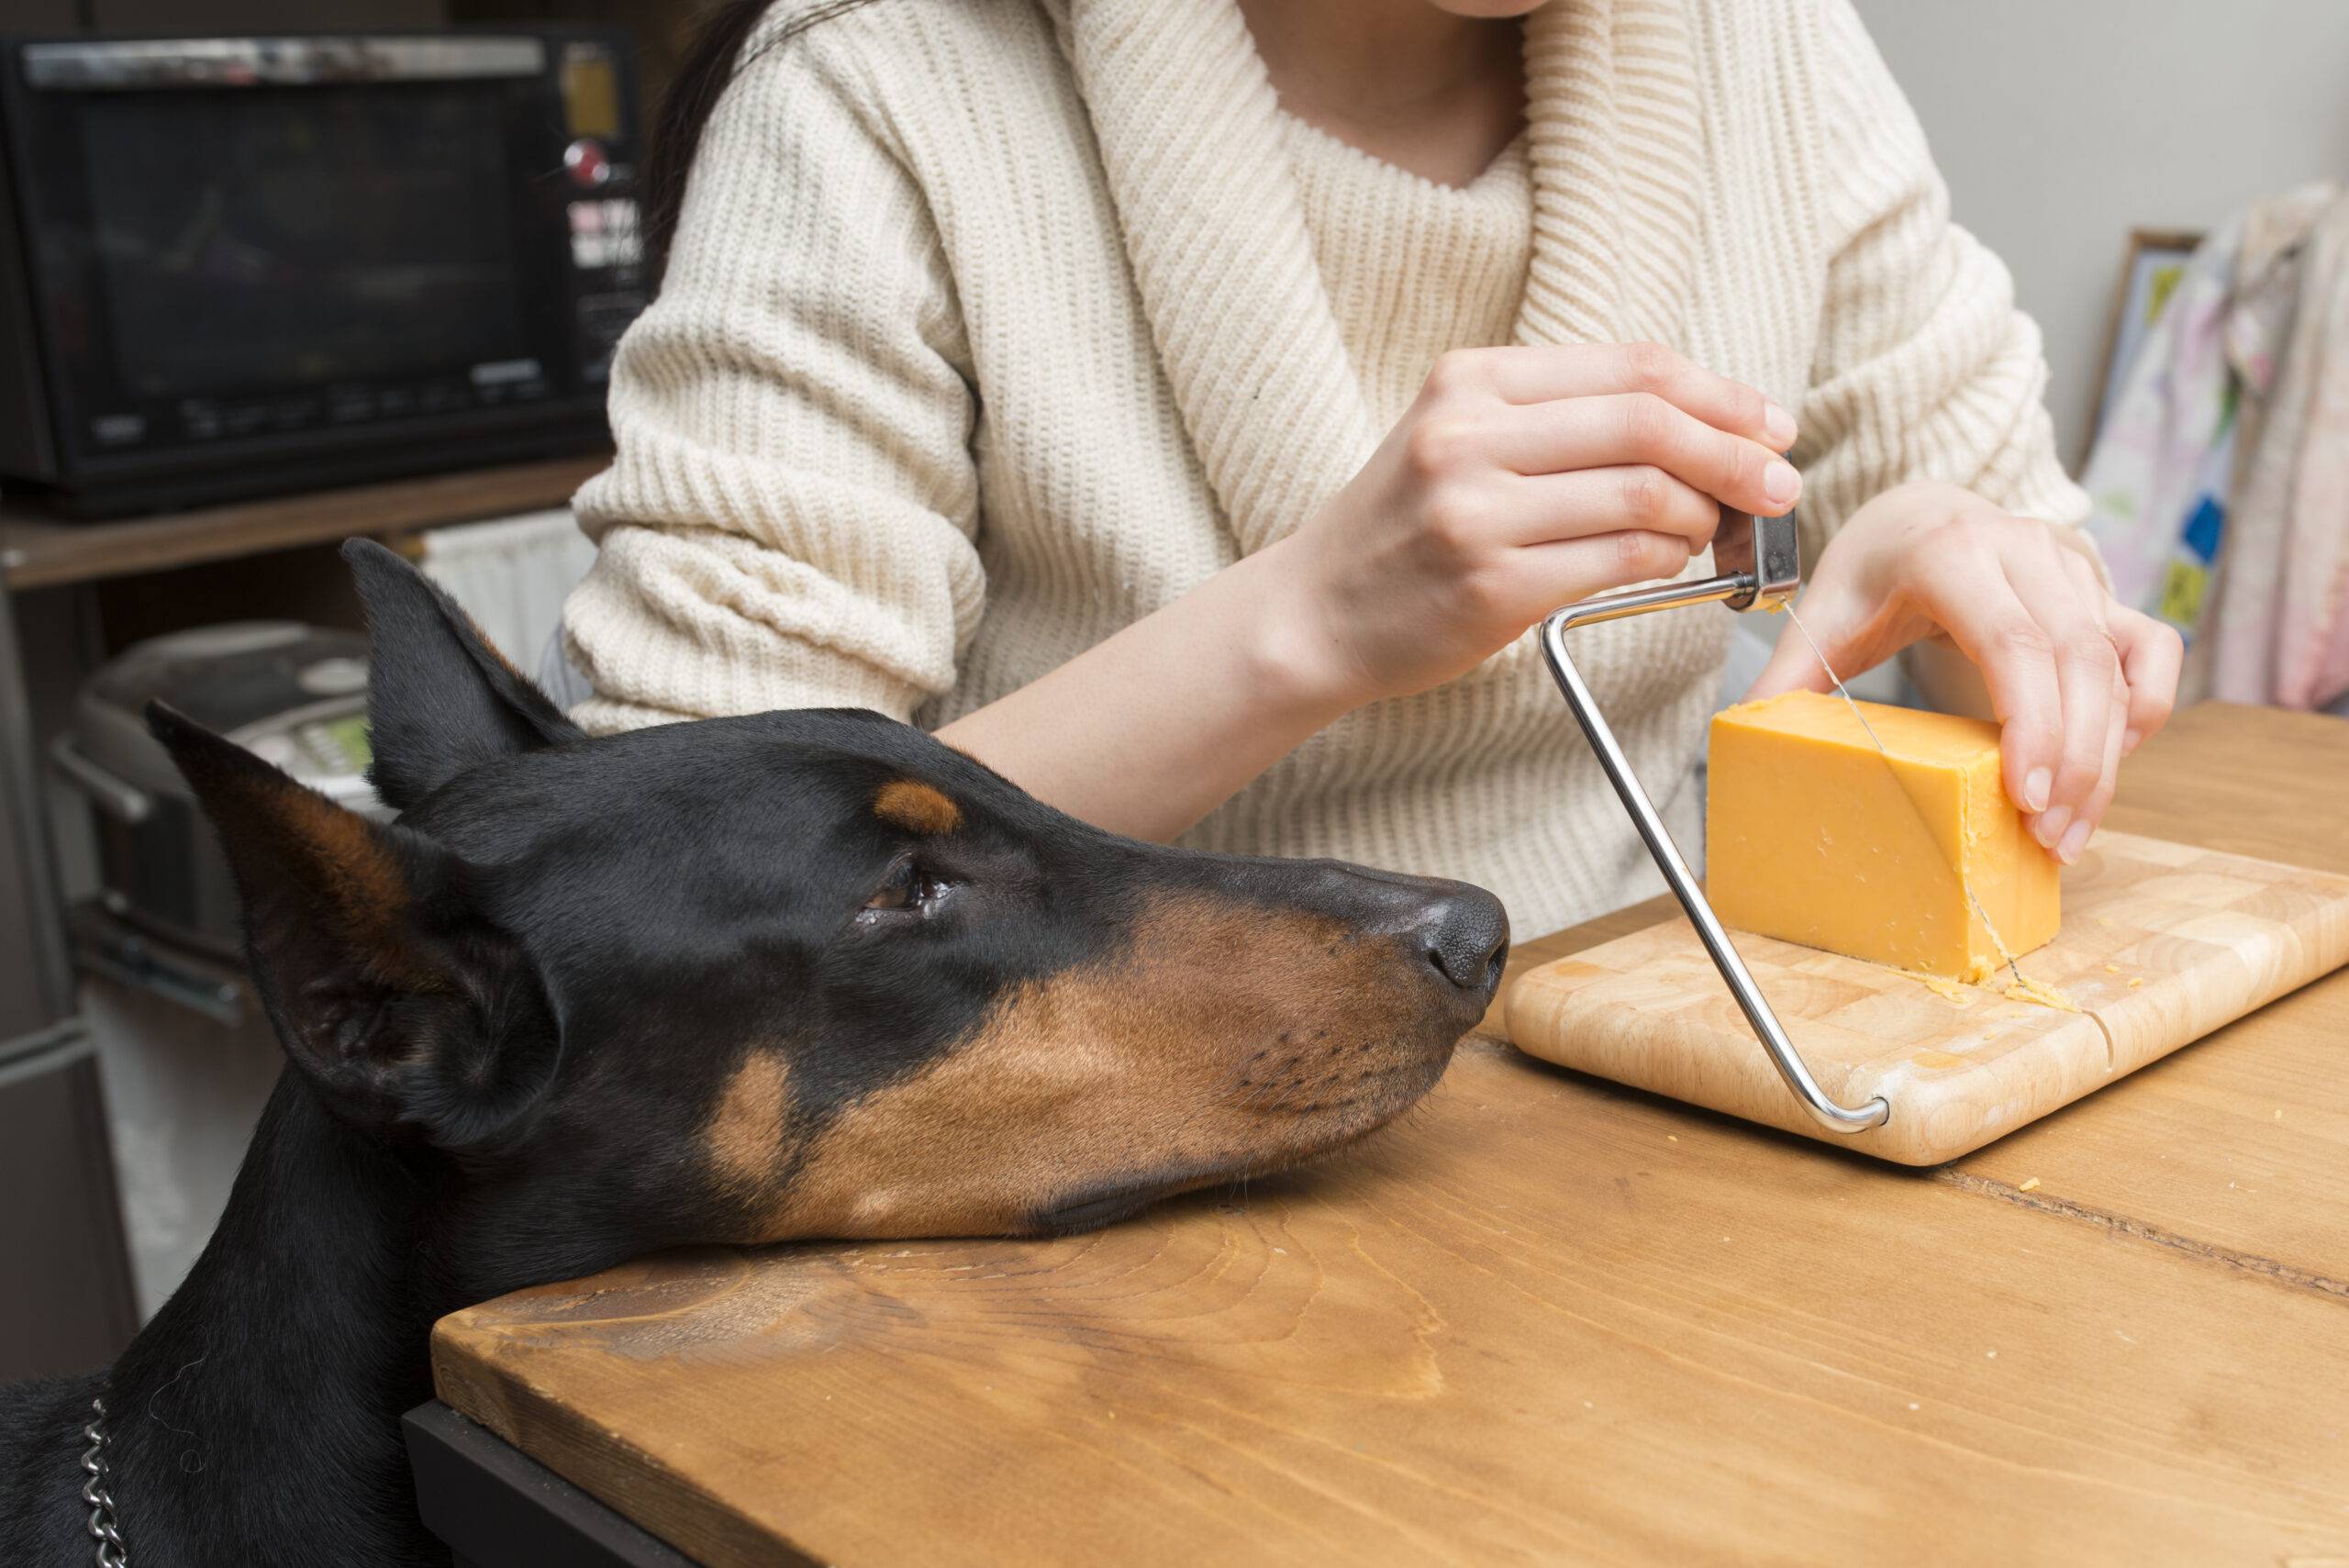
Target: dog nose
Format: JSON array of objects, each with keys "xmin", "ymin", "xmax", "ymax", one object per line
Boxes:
[{"xmin": 1418, "ymin": 887, "xmax": 1509, "ymax": 996}]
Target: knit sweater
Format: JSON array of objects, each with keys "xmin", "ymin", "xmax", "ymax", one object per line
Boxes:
[
  {"xmin": 562, "ymin": 0, "xmax": 2087, "ymax": 940},
  {"xmin": 1282, "ymin": 114, "xmax": 1532, "ymax": 429}
]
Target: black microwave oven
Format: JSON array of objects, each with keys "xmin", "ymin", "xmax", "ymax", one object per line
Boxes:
[{"xmin": 0, "ymin": 30, "xmax": 647, "ymax": 516}]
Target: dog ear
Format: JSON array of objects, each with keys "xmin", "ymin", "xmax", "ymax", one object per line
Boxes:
[
  {"xmin": 340, "ymin": 538, "xmax": 584, "ymax": 811},
  {"xmin": 150, "ymin": 701, "xmax": 559, "ymax": 1148}
]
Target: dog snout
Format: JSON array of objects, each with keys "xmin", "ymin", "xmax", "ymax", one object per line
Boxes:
[
  {"xmin": 1416, "ymin": 886, "xmax": 1508, "ymax": 998},
  {"xmin": 1259, "ymin": 861, "xmax": 1511, "ymax": 1002}
]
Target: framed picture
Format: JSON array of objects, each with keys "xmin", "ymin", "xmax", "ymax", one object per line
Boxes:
[{"xmin": 2079, "ymin": 227, "xmax": 2205, "ymax": 466}]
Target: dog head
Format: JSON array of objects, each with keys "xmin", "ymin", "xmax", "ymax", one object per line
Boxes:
[{"xmin": 151, "ymin": 541, "xmax": 1505, "ymax": 1292}]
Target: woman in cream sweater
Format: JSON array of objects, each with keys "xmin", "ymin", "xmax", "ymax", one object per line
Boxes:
[{"xmin": 561, "ymin": 0, "xmax": 2181, "ymax": 940}]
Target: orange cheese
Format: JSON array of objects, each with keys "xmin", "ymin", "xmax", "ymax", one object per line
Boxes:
[{"xmin": 1705, "ymin": 690, "xmax": 2058, "ymax": 981}]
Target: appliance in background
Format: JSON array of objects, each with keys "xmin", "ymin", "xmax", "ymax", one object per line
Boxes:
[
  {"xmin": 0, "ymin": 28, "xmax": 649, "ymax": 515},
  {"xmin": 0, "ymin": 587, "xmax": 139, "ymax": 1380},
  {"xmin": 54, "ymin": 622, "xmax": 383, "ymax": 967},
  {"xmin": 47, "ymin": 622, "xmax": 387, "ymax": 1314}
]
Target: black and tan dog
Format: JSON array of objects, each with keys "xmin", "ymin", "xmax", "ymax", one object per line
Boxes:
[{"xmin": 0, "ymin": 539, "xmax": 1506, "ymax": 1566}]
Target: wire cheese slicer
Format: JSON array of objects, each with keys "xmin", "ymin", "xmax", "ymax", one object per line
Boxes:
[{"xmin": 1536, "ymin": 510, "xmax": 1892, "ymax": 1134}]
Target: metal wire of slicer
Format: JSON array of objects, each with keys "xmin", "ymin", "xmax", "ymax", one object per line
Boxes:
[{"xmin": 1536, "ymin": 510, "xmax": 1891, "ymax": 1134}]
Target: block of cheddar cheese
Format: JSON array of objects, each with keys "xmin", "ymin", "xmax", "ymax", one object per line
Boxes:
[{"xmin": 1705, "ymin": 689, "xmax": 2059, "ymax": 981}]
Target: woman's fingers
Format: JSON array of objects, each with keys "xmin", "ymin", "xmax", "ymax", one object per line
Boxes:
[
  {"xmin": 2058, "ymin": 659, "xmax": 2132, "ymax": 862},
  {"xmin": 1450, "ymin": 341, "xmax": 1797, "ymax": 451},
  {"xmin": 1485, "ymin": 394, "xmax": 1800, "ymax": 519},
  {"xmin": 1906, "ymin": 554, "xmax": 2065, "ymax": 821},
  {"xmin": 1512, "ymin": 529, "xmax": 1697, "ymax": 616},
  {"xmin": 2110, "ymin": 606, "xmax": 2184, "ymax": 754},
  {"xmin": 1498, "ymin": 463, "xmax": 1722, "ymax": 553},
  {"xmin": 2001, "ymin": 543, "xmax": 2123, "ymax": 856},
  {"xmin": 2050, "ymin": 551, "xmax": 2130, "ymax": 860}
]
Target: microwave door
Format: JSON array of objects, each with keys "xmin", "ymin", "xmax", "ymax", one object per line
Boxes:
[
  {"xmin": 3, "ymin": 33, "xmax": 622, "ymax": 507},
  {"xmin": 79, "ymin": 81, "xmax": 535, "ymax": 408}
]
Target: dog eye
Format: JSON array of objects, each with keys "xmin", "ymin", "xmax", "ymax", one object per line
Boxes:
[
  {"xmin": 865, "ymin": 859, "xmax": 917, "ymax": 911},
  {"xmin": 861, "ymin": 855, "xmax": 934, "ymax": 917}
]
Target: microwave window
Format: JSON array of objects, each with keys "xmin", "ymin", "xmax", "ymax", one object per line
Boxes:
[{"xmin": 76, "ymin": 85, "xmax": 529, "ymax": 399}]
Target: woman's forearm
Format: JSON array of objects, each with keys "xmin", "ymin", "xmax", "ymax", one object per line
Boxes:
[{"xmin": 936, "ymin": 538, "xmax": 1361, "ymax": 841}]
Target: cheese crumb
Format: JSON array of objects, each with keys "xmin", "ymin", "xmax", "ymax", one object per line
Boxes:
[
  {"xmin": 2018, "ymin": 1176, "xmax": 2042, "ymax": 1193},
  {"xmin": 2002, "ymin": 976, "xmax": 2081, "ymax": 1013},
  {"xmin": 1916, "ymin": 973, "xmax": 1970, "ymax": 1004}
]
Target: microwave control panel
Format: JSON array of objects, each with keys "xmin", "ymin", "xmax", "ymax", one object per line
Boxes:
[{"xmin": 555, "ymin": 39, "xmax": 649, "ymax": 385}]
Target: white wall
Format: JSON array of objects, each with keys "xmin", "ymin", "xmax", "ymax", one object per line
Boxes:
[{"xmin": 1853, "ymin": 0, "xmax": 2349, "ymax": 465}]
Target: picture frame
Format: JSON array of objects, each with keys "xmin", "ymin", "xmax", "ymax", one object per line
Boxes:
[{"xmin": 2078, "ymin": 227, "xmax": 2205, "ymax": 468}]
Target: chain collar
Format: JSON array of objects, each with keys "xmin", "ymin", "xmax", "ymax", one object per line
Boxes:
[{"xmin": 79, "ymin": 1397, "xmax": 129, "ymax": 1568}]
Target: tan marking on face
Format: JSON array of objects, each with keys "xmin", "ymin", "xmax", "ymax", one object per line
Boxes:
[
  {"xmin": 873, "ymin": 779, "xmax": 962, "ymax": 836},
  {"xmin": 707, "ymin": 1049, "xmax": 794, "ymax": 1195},
  {"xmin": 741, "ymin": 890, "xmax": 1456, "ymax": 1243}
]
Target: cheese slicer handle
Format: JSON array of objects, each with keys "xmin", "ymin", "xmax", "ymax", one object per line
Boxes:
[
  {"xmin": 1535, "ymin": 512, "xmax": 1891, "ymax": 1136},
  {"xmin": 1707, "ymin": 509, "xmax": 1800, "ymax": 611}
]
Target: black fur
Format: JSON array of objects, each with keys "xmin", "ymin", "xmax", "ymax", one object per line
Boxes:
[{"xmin": 0, "ymin": 539, "xmax": 1506, "ymax": 1564}]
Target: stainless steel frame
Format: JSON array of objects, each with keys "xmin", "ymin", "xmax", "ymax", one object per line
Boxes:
[{"xmin": 1536, "ymin": 513, "xmax": 1891, "ymax": 1134}]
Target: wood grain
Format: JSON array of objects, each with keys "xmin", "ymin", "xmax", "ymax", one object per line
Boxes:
[
  {"xmin": 1493, "ymin": 704, "xmax": 2349, "ymax": 1280},
  {"xmin": 1950, "ymin": 703, "xmax": 2349, "ymax": 1282},
  {"xmin": 1505, "ymin": 831, "xmax": 2349, "ymax": 1163},
  {"xmin": 433, "ymin": 704, "xmax": 2349, "ymax": 1567},
  {"xmin": 436, "ymin": 1039, "xmax": 2349, "ymax": 1568},
  {"xmin": 0, "ymin": 452, "xmax": 607, "ymax": 591}
]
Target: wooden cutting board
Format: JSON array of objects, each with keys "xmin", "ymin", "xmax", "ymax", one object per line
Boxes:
[{"xmin": 1506, "ymin": 829, "xmax": 2349, "ymax": 1164}]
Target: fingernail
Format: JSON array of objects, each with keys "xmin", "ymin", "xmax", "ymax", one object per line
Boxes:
[
  {"xmin": 2033, "ymin": 804, "xmax": 2071, "ymax": 850},
  {"xmin": 1764, "ymin": 401, "xmax": 1798, "ymax": 449},
  {"xmin": 2122, "ymin": 728, "xmax": 2143, "ymax": 755},
  {"xmin": 2057, "ymin": 818, "xmax": 2092, "ymax": 864},
  {"xmin": 2022, "ymin": 767, "xmax": 2052, "ymax": 812},
  {"xmin": 1763, "ymin": 460, "xmax": 1800, "ymax": 506}
]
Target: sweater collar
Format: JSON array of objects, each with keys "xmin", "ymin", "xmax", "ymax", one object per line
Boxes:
[{"xmin": 1056, "ymin": 0, "xmax": 1704, "ymax": 558}]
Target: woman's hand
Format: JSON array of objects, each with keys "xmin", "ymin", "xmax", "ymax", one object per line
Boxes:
[
  {"xmin": 943, "ymin": 342, "xmax": 1800, "ymax": 844},
  {"xmin": 1746, "ymin": 481, "xmax": 2184, "ymax": 863},
  {"xmin": 1267, "ymin": 342, "xmax": 1802, "ymax": 706}
]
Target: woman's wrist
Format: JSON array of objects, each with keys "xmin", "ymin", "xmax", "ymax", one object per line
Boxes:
[
  {"xmin": 931, "ymin": 539, "xmax": 1374, "ymax": 841},
  {"xmin": 1225, "ymin": 535, "xmax": 1386, "ymax": 722}
]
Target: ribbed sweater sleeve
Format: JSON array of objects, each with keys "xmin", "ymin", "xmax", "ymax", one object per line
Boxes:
[
  {"xmin": 562, "ymin": 21, "xmax": 984, "ymax": 732},
  {"xmin": 1789, "ymin": 0, "xmax": 2088, "ymax": 566}
]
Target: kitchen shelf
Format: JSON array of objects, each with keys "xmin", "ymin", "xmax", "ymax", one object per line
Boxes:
[{"xmin": 0, "ymin": 451, "xmax": 609, "ymax": 592}]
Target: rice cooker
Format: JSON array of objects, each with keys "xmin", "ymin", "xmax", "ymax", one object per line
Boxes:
[{"xmin": 51, "ymin": 622, "xmax": 386, "ymax": 960}]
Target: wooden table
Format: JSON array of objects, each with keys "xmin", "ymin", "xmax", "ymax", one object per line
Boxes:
[{"xmin": 425, "ymin": 703, "xmax": 2349, "ymax": 1567}]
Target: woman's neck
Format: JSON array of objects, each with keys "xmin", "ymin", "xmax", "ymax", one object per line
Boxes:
[
  {"xmin": 95, "ymin": 1073, "xmax": 447, "ymax": 1568},
  {"xmin": 1237, "ymin": 0, "xmax": 1526, "ymax": 187}
]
